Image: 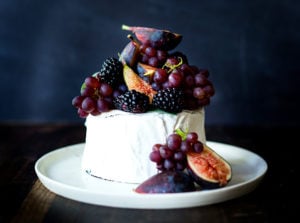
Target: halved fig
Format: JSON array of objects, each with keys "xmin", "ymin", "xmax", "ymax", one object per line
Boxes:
[
  {"xmin": 122, "ymin": 24, "xmax": 182, "ymax": 51},
  {"xmin": 123, "ymin": 64, "xmax": 157, "ymax": 103},
  {"xmin": 119, "ymin": 40, "xmax": 140, "ymax": 67},
  {"xmin": 135, "ymin": 171, "xmax": 196, "ymax": 194},
  {"xmin": 187, "ymin": 144, "xmax": 232, "ymax": 189}
]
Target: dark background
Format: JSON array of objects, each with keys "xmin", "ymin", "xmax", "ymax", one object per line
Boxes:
[{"xmin": 1, "ymin": 0, "xmax": 299, "ymax": 126}]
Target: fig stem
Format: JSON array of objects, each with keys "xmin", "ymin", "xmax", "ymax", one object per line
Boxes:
[
  {"xmin": 127, "ymin": 34, "xmax": 134, "ymax": 40},
  {"xmin": 122, "ymin": 24, "xmax": 132, "ymax": 31},
  {"xmin": 127, "ymin": 34, "xmax": 141, "ymax": 47}
]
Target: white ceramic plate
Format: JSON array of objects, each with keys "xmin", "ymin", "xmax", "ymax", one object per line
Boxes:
[{"xmin": 35, "ymin": 141, "xmax": 267, "ymax": 209}]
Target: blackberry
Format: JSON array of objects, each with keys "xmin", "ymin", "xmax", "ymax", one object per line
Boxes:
[
  {"xmin": 98, "ymin": 57, "xmax": 123, "ymax": 87},
  {"xmin": 153, "ymin": 88, "xmax": 184, "ymax": 113},
  {"xmin": 114, "ymin": 90, "xmax": 150, "ymax": 113}
]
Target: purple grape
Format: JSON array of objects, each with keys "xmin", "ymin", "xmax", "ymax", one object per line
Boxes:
[
  {"xmin": 198, "ymin": 68, "xmax": 209, "ymax": 77},
  {"xmin": 85, "ymin": 76, "xmax": 100, "ymax": 88},
  {"xmin": 168, "ymin": 71, "xmax": 183, "ymax": 88},
  {"xmin": 90, "ymin": 109, "xmax": 101, "ymax": 116},
  {"xmin": 203, "ymin": 84, "xmax": 215, "ymax": 97},
  {"xmin": 151, "ymin": 82, "xmax": 162, "ymax": 91},
  {"xmin": 81, "ymin": 86, "xmax": 95, "ymax": 97},
  {"xmin": 148, "ymin": 57, "xmax": 159, "ymax": 67},
  {"xmin": 162, "ymin": 81, "xmax": 171, "ymax": 89},
  {"xmin": 77, "ymin": 108, "xmax": 88, "ymax": 118},
  {"xmin": 163, "ymin": 159, "xmax": 175, "ymax": 170},
  {"xmin": 173, "ymin": 151, "xmax": 185, "ymax": 161},
  {"xmin": 167, "ymin": 134, "xmax": 182, "ymax": 151},
  {"xmin": 180, "ymin": 63, "xmax": 194, "ymax": 75},
  {"xmin": 194, "ymin": 73, "xmax": 208, "ymax": 86},
  {"xmin": 72, "ymin": 95, "xmax": 84, "ymax": 108},
  {"xmin": 165, "ymin": 58, "xmax": 178, "ymax": 66},
  {"xmin": 112, "ymin": 89, "xmax": 122, "ymax": 98},
  {"xmin": 145, "ymin": 47, "xmax": 157, "ymax": 57},
  {"xmin": 180, "ymin": 140, "xmax": 192, "ymax": 153},
  {"xmin": 81, "ymin": 97, "xmax": 96, "ymax": 113},
  {"xmin": 193, "ymin": 87, "xmax": 206, "ymax": 100},
  {"xmin": 184, "ymin": 75, "xmax": 195, "ymax": 87},
  {"xmin": 156, "ymin": 50, "xmax": 167, "ymax": 62},
  {"xmin": 159, "ymin": 145, "xmax": 173, "ymax": 159},
  {"xmin": 97, "ymin": 98, "xmax": 110, "ymax": 112},
  {"xmin": 193, "ymin": 141, "xmax": 204, "ymax": 153},
  {"xmin": 149, "ymin": 150, "xmax": 162, "ymax": 163},
  {"xmin": 153, "ymin": 69, "xmax": 168, "ymax": 84},
  {"xmin": 186, "ymin": 132, "xmax": 198, "ymax": 144},
  {"xmin": 141, "ymin": 54, "xmax": 149, "ymax": 64},
  {"xmin": 99, "ymin": 83, "xmax": 113, "ymax": 97},
  {"xmin": 152, "ymin": 144, "xmax": 162, "ymax": 151}
]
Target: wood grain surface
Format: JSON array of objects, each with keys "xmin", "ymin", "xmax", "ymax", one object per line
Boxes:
[{"xmin": 0, "ymin": 123, "xmax": 297, "ymax": 222}]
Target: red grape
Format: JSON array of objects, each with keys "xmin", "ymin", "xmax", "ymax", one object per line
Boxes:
[
  {"xmin": 81, "ymin": 97, "xmax": 96, "ymax": 113},
  {"xmin": 186, "ymin": 132, "xmax": 198, "ymax": 144},
  {"xmin": 149, "ymin": 150, "xmax": 162, "ymax": 163},
  {"xmin": 167, "ymin": 133, "xmax": 182, "ymax": 150},
  {"xmin": 85, "ymin": 76, "xmax": 100, "ymax": 88}
]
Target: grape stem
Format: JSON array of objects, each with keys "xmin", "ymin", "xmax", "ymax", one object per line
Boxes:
[
  {"xmin": 175, "ymin": 128, "xmax": 189, "ymax": 140},
  {"xmin": 162, "ymin": 57, "xmax": 183, "ymax": 73}
]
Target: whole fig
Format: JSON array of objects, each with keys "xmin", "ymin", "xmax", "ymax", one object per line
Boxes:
[{"xmin": 135, "ymin": 171, "xmax": 196, "ymax": 194}]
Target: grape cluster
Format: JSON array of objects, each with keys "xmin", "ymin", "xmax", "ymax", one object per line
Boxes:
[
  {"xmin": 72, "ymin": 26, "xmax": 215, "ymax": 118},
  {"xmin": 133, "ymin": 41, "xmax": 215, "ymax": 109},
  {"xmin": 72, "ymin": 76, "xmax": 127, "ymax": 118},
  {"xmin": 149, "ymin": 131, "xmax": 204, "ymax": 171},
  {"xmin": 159, "ymin": 57, "xmax": 214, "ymax": 108},
  {"xmin": 139, "ymin": 44, "xmax": 168, "ymax": 68}
]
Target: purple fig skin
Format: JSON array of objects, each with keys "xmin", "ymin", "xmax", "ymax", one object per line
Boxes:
[
  {"xmin": 119, "ymin": 40, "xmax": 140, "ymax": 67},
  {"xmin": 135, "ymin": 171, "xmax": 196, "ymax": 194},
  {"xmin": 122, "ymin": 25, "xmax": 182, "ymax": 51},
  {"xmin": 187, "ymin": 168, "xmax": 223, "ymax": 189},
  {"xmin": 186, "ymin": 145, "xmax": 232, "ymax": 189},
  {"xmin": 148, "ymin": 30, "xmax": 182, "ymax": 51}
]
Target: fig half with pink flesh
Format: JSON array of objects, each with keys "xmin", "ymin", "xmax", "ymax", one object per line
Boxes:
[
  {"xmin": 123, "ymin": 64, "xmax": 157, "ymax": 103},
  {"xmin": 187, "ymin": 144, "xmax": 232, "ymax": 189}
]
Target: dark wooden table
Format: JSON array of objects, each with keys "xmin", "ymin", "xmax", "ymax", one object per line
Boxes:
[{"xmin": 0, "ymin": 123, "xmax": 297, "ymax": 222}]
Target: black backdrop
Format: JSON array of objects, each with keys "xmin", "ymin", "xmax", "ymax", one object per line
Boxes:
[{"xmin": 1, "ymin": 0, "xmax": 299, "ymax": 126}]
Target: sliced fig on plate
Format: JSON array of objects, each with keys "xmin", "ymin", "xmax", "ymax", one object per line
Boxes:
[
  {"xmin": 187, "ymin": 144, "xmax": 232, "ymax": 189},
  {"xmin": 135, "ymin": 171, "xmax": 196, "ymax": 194}
]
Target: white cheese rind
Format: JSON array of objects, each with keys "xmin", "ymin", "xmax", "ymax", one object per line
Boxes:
[{"xmin": 81, "ymin": 109, "xmax": 206, "ymax": 184}]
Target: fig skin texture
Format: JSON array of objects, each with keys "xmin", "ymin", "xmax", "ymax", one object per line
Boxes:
[
  {"xmin": 119, "ymin": 40, "xmax": 140, "ymax": 67},
  {"xmin": 122, "ymin": 24, "xmax": 182, "ymax": 51},
  {"xmin": 187, "ymin": 144, "xmax": 232, "ymax": 189},
  {"xmin": 135, "ymin": 171, "xmax": 196, "ymax": 194}
]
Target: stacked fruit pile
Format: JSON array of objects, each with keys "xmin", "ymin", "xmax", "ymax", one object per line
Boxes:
[
  {"xmin": 71, "ymin": 25, "xmax": 232, "ymax": 193},
  {"xmin": 149, "ymin": 130, "xmax": 205, "ymax": 172},
  {"xmin": 72, "ymin": 25, "xmax": 215, "ymax": 117},
  {"xmin": 135, "ymin": 129, "xmax": 232, "ymax": 193}
]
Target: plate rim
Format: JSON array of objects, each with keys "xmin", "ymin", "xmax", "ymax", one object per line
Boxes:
[{"xmin": 34, "ymin": 141, "xmax": 268, "ymax": 209}]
